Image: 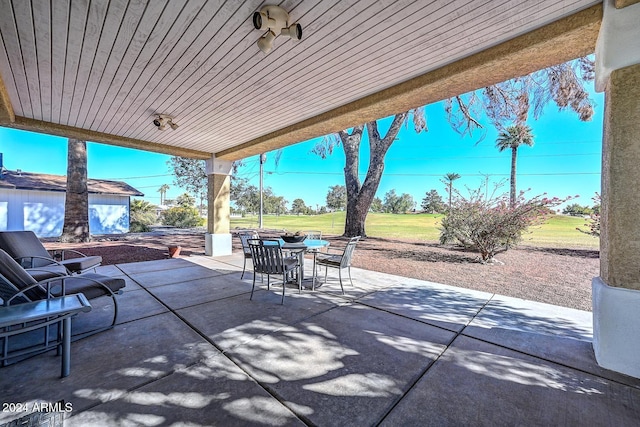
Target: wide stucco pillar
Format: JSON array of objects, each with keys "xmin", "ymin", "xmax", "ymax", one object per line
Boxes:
[
  {"xmin": 204, "ymin": 155, "xmax": 233, "ymax": 256},
  {"xmin": 593, "ymin": 0, "xmax": 640, "ymax": 378}
]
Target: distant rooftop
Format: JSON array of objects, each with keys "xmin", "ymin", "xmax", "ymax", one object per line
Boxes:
[{"xmin": 0, "ymin": 170, "xmax": 143, "ymax": 197}]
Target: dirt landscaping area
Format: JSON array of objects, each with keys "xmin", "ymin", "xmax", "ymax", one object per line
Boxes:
[{"xmin": 43, "ymin": 227, "xmax": 599, "ymax": 312}]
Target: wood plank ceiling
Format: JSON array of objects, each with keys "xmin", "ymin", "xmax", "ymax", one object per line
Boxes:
[{"xmin": 0, "ymin": 0, "xmax": 600, "ymax": 160}]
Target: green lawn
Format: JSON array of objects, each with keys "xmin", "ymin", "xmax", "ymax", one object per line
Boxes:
[{"xmin": 231, "ymin": 212, "xmax": 599, "ymax": 249}]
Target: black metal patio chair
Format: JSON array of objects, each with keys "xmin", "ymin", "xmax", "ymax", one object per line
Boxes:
[
  {"xmin": 314, "ymin": 236, "xmax": 361, "ymax": 294},
  {"xmin": 238, "ymin": 231, "xmax": 259, "ymax": 280},
  {"xmin": 248, "ymin": 239, "xmax": 301, "ymax": 304}
]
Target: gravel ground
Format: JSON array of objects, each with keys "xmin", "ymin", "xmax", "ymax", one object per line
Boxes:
[{"xmin": 43, "ymin": 227, "xmax": 599, "ymax": 311}]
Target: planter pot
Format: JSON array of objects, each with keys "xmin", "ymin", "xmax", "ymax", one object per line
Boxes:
[{"xmin": 168, "ymin": 246, "xmax": 182, "ymax": 258}]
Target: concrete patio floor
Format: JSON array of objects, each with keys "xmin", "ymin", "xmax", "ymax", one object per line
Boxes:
[{"xmin": 1, "ymin": 253, "xmax": 640, "ymax": 426}]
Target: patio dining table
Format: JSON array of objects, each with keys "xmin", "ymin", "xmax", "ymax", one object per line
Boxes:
[{"xmin": 280, "ymin": 239, "xmax": 330, "ymax": 289}]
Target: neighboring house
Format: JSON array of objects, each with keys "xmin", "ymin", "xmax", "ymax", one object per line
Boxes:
[{"xmin": 0, "ymin": 170, "xmax": 144, "ymax": 237}]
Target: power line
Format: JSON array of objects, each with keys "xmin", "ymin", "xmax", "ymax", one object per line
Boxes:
[
  {"xmin": 386, "ymin": 153, "xmax": 601, "ymax": 161},
  {"xmin": 108, "ymin": 173, "xmax": 173, "ymax": 180},
  {"xmin": 265, "ymin": 170, "xmax": 600, "ymax": 177}
]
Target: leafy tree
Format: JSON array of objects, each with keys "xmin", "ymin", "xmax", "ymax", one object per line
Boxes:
[
  {"xmin": 421, "ymin": 189, "xmax": 445, "ymax": 213},
  {"xmin": 234, "ymin": 184, "xmax": 259, "ymax": 214},
  {"xmin": 168, "ymin": 157, "xmax": 244, "ymax": 214},
  {"xmin": 176, "ymin": 193, "xmax": 196, "ymax": 207},
  {"xmin": 383, "ymin": 190, "xmax": 399, "ymax": 213},
  {"xmin": 266, "ymin": 195, "xmax": 288, "ymax": 215},
  {"xmin": 61, "ymin": 139, "xmax": 90, "ymax": 243},
  {"xmin": 312, "ymin": 58, "xmax": 594, "ymax": 238},
  {"xmin": 442, "ymin": 173, "xmax": 461, "ymax": 211},
  {"xmin": 261, "ymin": 188, "xmax": 282, "ymax": 214},
  {"xmin": 130, "ymin": 199, "xmax": 156, "ymax": 232},
  {"xmin": 440, "ymin": 184, "xmax": 566, "ymax": 262},
  {"xmin": 157, "ymin": 184, "xmax": 170, "ymax": 206},
  {"xmin": 446, "ymin": 57, "xmax": 595, "ymax": 135},
  {"xmin": 314, "ymin": 111, "xmax": 427, "ymax": 236},
  {"xmin": 370, "ymin": 197, "xmax": 384, "ymax": 213},
  {"xmin": 496, "ymin": 124, "xmax": 534, "ymax": 207},
  {"xmin": 291, "ymin": 198, "xmax": 308, "ymax": 215},
  {"xmin": 168, "ymin": 157, "xmax": 207, "ymax": 205},
  {"xmin": 563, "ymin": 203, "xmax": 593, "ymax": 216},
  {"xmin": 326, "ymin": 185, "xmax": 347, "ymax": 211},
  {"xmin": 383, "ymin": 190, "xmax": 415, "ymax": 214}
]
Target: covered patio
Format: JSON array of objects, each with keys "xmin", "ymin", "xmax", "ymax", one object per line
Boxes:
[
  {"xmin": 2, "ymin": 1, "xmax": 640, "ymax": 423},
  {"xmin": 1, "ymin": 254, "xmax": 639, "ymax": 425}
]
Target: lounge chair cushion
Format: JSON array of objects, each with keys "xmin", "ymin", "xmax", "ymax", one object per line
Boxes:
[
  {"xmin": 60, "ymin": 256, "xmax": 102, "ymax": 272},
  {"xmin": 316, "ymin": 254, "xmax": 342, "ymax": 266},
  {"xmin": 55, "ymin": 273, "xmax": 125, "ymax": 300},
  {"xmin": 0, "ymin": 249, "xmax": 47, "ymax": 300},
  {"xmin": 0, "ymin": 231, "xmax": 52, "ymax": 268},
  {"xmin": 27, "ymin": 264, "xmax": 70, "ymax": 282},
  {"xmin": 0, "ymin": 231, "xmax": 102, "ymax": 272}
]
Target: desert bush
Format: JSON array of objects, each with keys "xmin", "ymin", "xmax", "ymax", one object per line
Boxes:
[
  {"xmin": 161, "ymin": 206, "xmax": 205, "ymax": 228},
  {"xmin": 440, "ymin": 186, "xmax": 565, "ymax": 262},
  {"xmin": 577, "ymin": 193, "xmax": 600, "ymax": 237},
  {"xmin": 130, "ymin": 199, "xmax": 157, "ymax": 232}
]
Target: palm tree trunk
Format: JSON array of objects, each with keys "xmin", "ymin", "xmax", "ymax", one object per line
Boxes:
[
  {"xmin": 61, "ymin": 139, "xmax": 90, "ymax": 243},
  {"xmin": 510, "ymin": 147, "xmax": 518, "ymax": 207}
]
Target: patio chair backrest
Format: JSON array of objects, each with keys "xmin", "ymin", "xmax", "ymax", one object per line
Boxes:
[
  {"xmin": 239, "ymin": 231, "xmax": 259, "ymax": 256},
  {"xmin": 304, "ymin": 230, "xmax": 322, "ymax": 240},
  {"xmin": 0, "ymin": 231, "xmax": 53, "ymax": 268},
  {"xmin": 0, "ymin": 249, "xmax": 47, "ymax": 304},
  {"xmin": 340, "ymin": 236, "xmax": 361, "ymax": 268},
  {"xmin": 247, "ymin": 239, "xmax": 287, "ymax": 275}
]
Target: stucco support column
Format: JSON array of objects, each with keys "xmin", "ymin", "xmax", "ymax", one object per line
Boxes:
[
  {"xmin": 204, "ymin": 155, "xmax": 233, "ymax": 256},
  {"xmin": 593, "ymin": 0, "xmax": 640, "ymax": 378}
]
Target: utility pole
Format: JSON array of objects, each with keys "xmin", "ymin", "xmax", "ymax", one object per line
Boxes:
[{"xmin": 259, "ymin": 153, "xmax": 266, "ymax": 229}]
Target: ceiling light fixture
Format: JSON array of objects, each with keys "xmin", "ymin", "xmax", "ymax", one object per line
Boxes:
[
  {"xmin": 153, "ymin": 114, "xmax": 179, "ymax": 131},
  {"xmin": 253, "ymin": 5, "xmax": 302, "ymax": 54}
]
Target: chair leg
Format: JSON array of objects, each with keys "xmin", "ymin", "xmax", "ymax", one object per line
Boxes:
[
  {"xmin": 71, "ymin": 293, "xmax": 119, "ymax": 341},
  {"xmin": 250, "ymin": 272, "xmax": 256, "ymax": 300},
  {"xmin": 348, "ymin": 267, "xmax": 354, "ymax": 286},
  {"xmin": 338, "ymin": 269, "xmax": 345, "ymax": 295},
  {"xmin": 312, "ymin": 262, "xmax": 317, "ymax": 292},
  {"xmin": 241, "ymin": 258, "xmax": 247, "ymax": 279},
  {"xmin": 281, "ymin": 273, "xmax": 286, "ymax": 304}
]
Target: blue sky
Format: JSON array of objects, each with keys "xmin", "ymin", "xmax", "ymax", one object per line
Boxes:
[{"xmin": 0, "ymin": 88, "xmax": 603, "ymax": 211}]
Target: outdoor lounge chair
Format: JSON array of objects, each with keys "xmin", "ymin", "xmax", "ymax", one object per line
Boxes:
[
  {"xmin": 239, "ymin": 231, "xmax": 259, "ymax": 279},
  {"xmin": 314, "ymin": 236, "xmax": 361, "ymax": 294},
  {"xmin": 0, "ymin": 249, "xmax": 125, "ymax": 336},
  {"xmin": 248, "ymin": 239, "xmax": 301, "ymax": 304},
  {"xmin": 0, "ymin": 231, "xmax": 102, "ymax": 281}
]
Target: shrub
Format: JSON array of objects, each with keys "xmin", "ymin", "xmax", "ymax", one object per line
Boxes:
[
  {"xmin": 440, "ymin": 186, "xmax": 565, "ymax": 262},
  {"xmin": 577, "ymin": 193, "xmax": 600, "ymax": 237},
  {"xmin": 130, "ymin": 199, "xmax": 157, "ymax": 233},
  {"xmin": 161, "ymin": 206, "xmax": 205, "ymax": 228}
]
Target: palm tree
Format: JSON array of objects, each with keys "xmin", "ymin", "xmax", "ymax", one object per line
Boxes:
[
  {"xmin": 496, "ymin": 124, "xmax": 534, "ymax": 207},
  {"xmin": 157, "ymin": 184, "xmax": 170, "ymax": 205},
  {"xmin": 443, "ymin": 173, "xmax": 461, "ymax": 210},
  {"xmin": 61, "ymin": 139, "xmax": 90, "ymax": 242}
]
